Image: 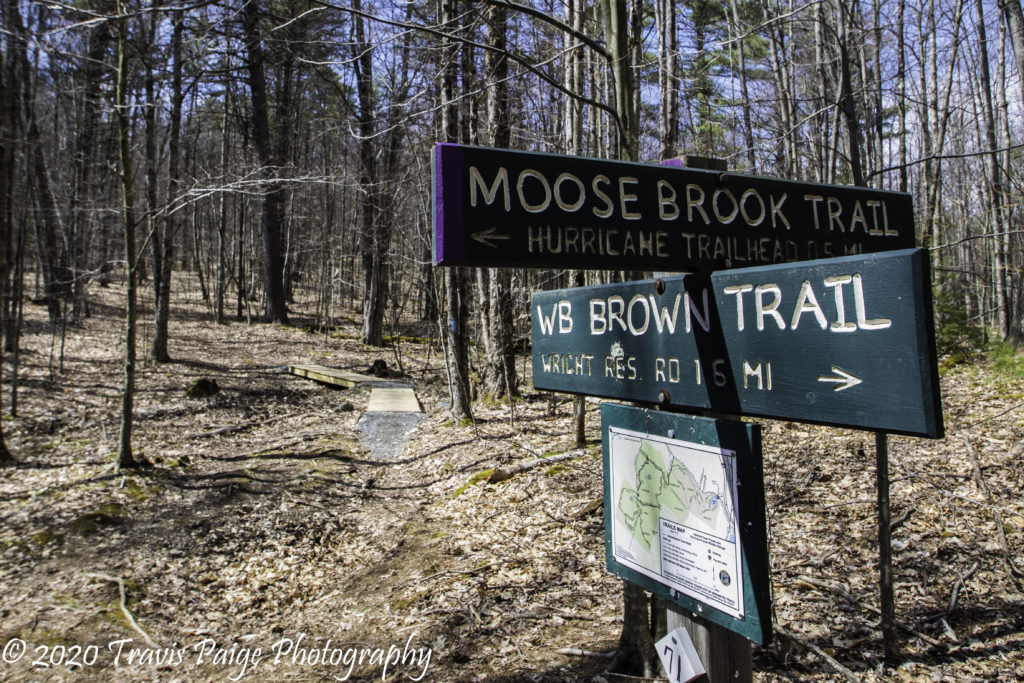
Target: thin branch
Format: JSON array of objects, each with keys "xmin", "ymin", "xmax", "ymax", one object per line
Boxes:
[
  {"xmin": 309, "ymin": 0, "xmax": 626, "ymax": 141},
  {"xmin": 86, "ymin": 573, "xmax": 160, "ymax": 649},
  {"xmin": 866, "ymin": 142, "xmax": 1024, "ymax": 181}
]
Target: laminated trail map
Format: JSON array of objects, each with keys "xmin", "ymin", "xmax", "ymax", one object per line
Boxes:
[{"xmin": 608, "ymin": 426, "xmax": 744, "ymax": 619}]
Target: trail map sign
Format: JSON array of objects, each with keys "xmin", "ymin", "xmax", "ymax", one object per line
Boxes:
[
  {"xmin": 433, "ymin": 143, "xmax": 915, "ymax": 271},
  {"xmin": 533, "ymin": 249, "xmax": 943, "ymax": 438},
  {"xmin": 602, "ymin": 403, "xmax": 771, "ymax": 644}
]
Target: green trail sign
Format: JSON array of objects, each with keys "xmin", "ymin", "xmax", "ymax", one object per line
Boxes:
[
  {"xmin": 532, "ymin": 249, "xmax": 943, "ymax": 438},
  {"xmin": 433, "ymin": 143, "xmax": 915, "ymax": 271},
  {"xmin": 602, "ymin": 403, "xmax": 771, "ymax": 644}
]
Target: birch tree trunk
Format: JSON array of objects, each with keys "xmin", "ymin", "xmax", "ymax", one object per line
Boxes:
[
  {"xmin": 657, "ymin": 0, "xmax": 679, "ymax": 160},
  {"xmin": 975, "ymin": 0, "xmax": 1011, "ymax": 339}
]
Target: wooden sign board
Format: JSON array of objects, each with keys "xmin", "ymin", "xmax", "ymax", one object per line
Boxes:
[
  {"xmin": 602, "ymin": 403, "xmax": 771, "ymax": 644},
  {"xmin": 433, "ymin": 143, "xmax": 915, "ymax": 271},
  {"xmin": 533, "ymin": 249, "xmax": 943, "ymax": 438}
]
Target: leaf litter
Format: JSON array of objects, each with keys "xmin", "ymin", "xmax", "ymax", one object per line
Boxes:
[{"xmin": 0, "ymin": 279, "xmax": 1021, "ymax": 682}]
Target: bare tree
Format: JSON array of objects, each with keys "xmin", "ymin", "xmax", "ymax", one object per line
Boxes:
[
  {"xmin": 115, "ymin": 0, "xmax": 139, "ymax": 472},
  {"xmin": 241, "ymin": 0, "xmax": 289, "ymax": 324},
  {"xmin": 151, "ymin": 9, "xmax": 184, "ymax": 361}
]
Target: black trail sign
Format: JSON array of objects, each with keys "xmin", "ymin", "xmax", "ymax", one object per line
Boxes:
[
  {"xmin": 433, "ymin": 144, "xmax": 916, "ymax": 271},
  {"xmin": 531, "ymin": 249, "xmax": 943, "ymax": 438}
]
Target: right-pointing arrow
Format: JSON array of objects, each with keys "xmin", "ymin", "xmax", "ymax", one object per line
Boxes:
[{"xmin": 817, "ymin": 366, "xmax": 863, "ymax": 392}]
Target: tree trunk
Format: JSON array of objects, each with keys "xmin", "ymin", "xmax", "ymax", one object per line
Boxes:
[
  {"xmin": 0, "ymin": 37, "xmax": 14, "ymax": 465},
  {"xmin": 439, "ymin": 0, "xmax": 473, "ymax": 420},
  {"xmin": 353, "ymin": 1, "xmax": 387, "ymax": 347},
  {"xmin": 607, "ymin": 581, "xmax": 660, "ymax": 677},
  {"xmin": 997, "ymin": 0, "xmax": 1024, "ymax": 341},
  {"xmin": 657, "ymin": 0, "xmax": 678, "ymax": 160},
  {"xmin": 9, "ymin": 0, "xmax": 71, "ymax": 324},
  {"xmin": 480, "ymin": 3, "xmax": 516, "ymax": 400},
  {"xmin": 598, "ymin": 3, "xmax": 655, "ymax": 672},
  {"xmin": 151, "ymin": 9, "xmax": 183, "ymax": 361},
  {"xmin": 599, "ymin": 0, "xmax": 638, "ymax": 160},
  {"xmin": 897, "ymin": 0, "xmax": 908, "ymax": 193},
  {"xmin": 70, "ymin": 17, "xmax": 111, "ymax": 320},
  {"xmin": 976, "ymin": 0, "xmax": 1011, "ymax": 340},
  {"xmin": 241, "ymin": 0, "xmax": 288, "ymax": 324},
  {"xmin": 998, "ymin": 0, "xmax": 1024, "ymax": 107},
  {"xmin": 834, "ymin": 0, "xmax": 864, "ymax": 186},
  {"xmin": 2, "ymin": 0, "xmax": 20, "ymax": 352},
  {"xmin": 216, "ymin": 60, "xmax": 230, "ymax": 325},
  {"xmin": 115, "ymin": 1, "xmax": 138, "ymax": 472},
  {"xmin": 729, "ymin": 0, "xmax": 756, "ymax": 170}
]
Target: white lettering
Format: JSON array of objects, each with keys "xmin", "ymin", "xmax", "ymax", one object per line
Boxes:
[
  {"xmin": 755, "ymin": 284, "xmax": 786, "ymax": 331},
  {"xmin": 740, "ymin": 188, "xmax": 766, "ymax": 226},
  {"xmin": 724, "ymin": 284, "xmax": 753, "ymax": 331},
  {"xmin": 649, "ymin": 293, "xmax": 682, "ymax": 334},
  {"xmin": 685, "ymin": 289, "xmax": 711, "ymax": 333},
  {"xmin": 516, "ymin": 169, "xmax": 551, "ymax": 213},
  {"xmin": 537, "ymin": 303, "xmax": 558, "ymax": 335},
  {"xmin": 589, "ymin": 299, "xmax": 606, "ymax": 334},
  {"xmin": 712, "ymin": 187, "xmax": 739, "ymax": 224},
  {"xmin": 619, "ymin": 177, "xmax": 642, "ymax": 219},
  {"xmin": 469, "ymin": 166, "xmax": 510, "ymax": 211},
  {"xmin": 790, "ymin": 280, "xmax": 828, "ymax": 330},
  {"xmin": 824, "ymin": 274, "xmax": 857, "ymax": 332},
  {"xmin": 553, "ymin": 172, "xmax": 585, "ymax": 212},
  {"xmin": 658, "ymin": 180, "xmax": 679, "ymax": 220},
  {"xmin": 686, "ymin": 184, "xmax": 710, "ymax": 225},
  {"xmin": 557, "ymin": 300, "xmax": 573, "ymax": 333},
  {"xmin": 627, "ymin": 294, "xmax": 650, "ymax": 335},
  {"xmin": 592, "ymin": 175, "xmax": 613, "ymax": 218},
  {"xmin": 852, "ymin": 273, "xmax": 892, "ymax": 330}
]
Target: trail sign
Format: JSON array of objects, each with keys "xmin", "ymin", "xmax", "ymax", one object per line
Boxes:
[
  {"xmin": 532, "ymin": 249, "xmax": 943, "ymax": 438},
  {"xmin": 602, "ymin": 403, "xmax": 771, "ymax": 644},
  {"xmin": 433, "ymin": 143, "xmax": 915, "ymax": 271}
]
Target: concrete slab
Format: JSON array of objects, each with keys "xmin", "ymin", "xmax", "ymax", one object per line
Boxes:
[
  {"xmin": 366, "ymin": 386, "xmax": 421, "ymax": 413},
  {"xmin": 357, "ymin": 412, "xmax": 427, "ymax": 460}
]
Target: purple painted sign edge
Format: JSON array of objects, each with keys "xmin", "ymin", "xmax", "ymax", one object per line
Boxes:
[{"xmin": 433, "ymin": 143, "xmax": 465, "ymax": 265}]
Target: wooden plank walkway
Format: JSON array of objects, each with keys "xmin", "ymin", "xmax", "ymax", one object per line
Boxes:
[
  {"xmin": 288, "ymin": 364, "xmax": 422, "ymax": 413},
  {"xmin": 366, "ymin": 387, "xmax": 421, "ymax": 413},
  {"xmin": 287, "ymin": 364, "xmax": 377, "ymax": 388}
]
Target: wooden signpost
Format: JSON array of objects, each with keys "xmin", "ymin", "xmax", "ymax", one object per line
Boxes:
[
  {"xmin": 433, "ymin": 143, "xmax": 916, "ymax": 271},
  {"xmin": 531, "ymin": 248, "xmax": 943, "ymax": 438}
]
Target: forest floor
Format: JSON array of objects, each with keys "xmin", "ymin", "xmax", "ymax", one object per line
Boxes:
[{"xmin": 1, "ymin": 276, "xmax": 1023, "ymax": 683}]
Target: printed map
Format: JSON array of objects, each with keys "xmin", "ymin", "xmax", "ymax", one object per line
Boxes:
[{"xmin": 609, "ymin": 427, "xmax": 744, "ymax": 619}]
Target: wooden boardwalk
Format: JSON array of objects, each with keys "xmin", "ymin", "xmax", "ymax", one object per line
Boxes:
[
  {"xmin": 287, "ymin": 364, "xmax": 377, "ymax": 388},
  {"xmin": 366, "ymin": 387, "xmax": 421, "ymax": 413},
  {"xmin": 288, "ymin": 364, "xmax": 422, "ymax": 413}
]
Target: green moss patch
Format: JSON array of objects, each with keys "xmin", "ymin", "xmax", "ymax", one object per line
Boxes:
[
  {"xmin": 69, "ymin": 502, "xmax": 127, "ymax": 534},
  {"xmin": 451, "ymin": 469, "xmax": 495, "ymax": 498}
]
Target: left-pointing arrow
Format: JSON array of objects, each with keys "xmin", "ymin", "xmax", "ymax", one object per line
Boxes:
[
  {"xmin": 817, "ymin": 366, "xmax": 863, "ymax": 392},
  {"xmin": 471, "ymin": 227, "xmax": 511, "ymax": 249}
]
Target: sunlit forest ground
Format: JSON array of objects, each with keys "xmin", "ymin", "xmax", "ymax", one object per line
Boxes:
[{"xmin": 1, "ymin": 273, "xmax": 1022, "ymax": 682}]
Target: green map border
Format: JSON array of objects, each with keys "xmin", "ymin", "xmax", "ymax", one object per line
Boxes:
[{"xmin": 602, "ymin": 402, "xmax": 772, "ymax": 645}]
